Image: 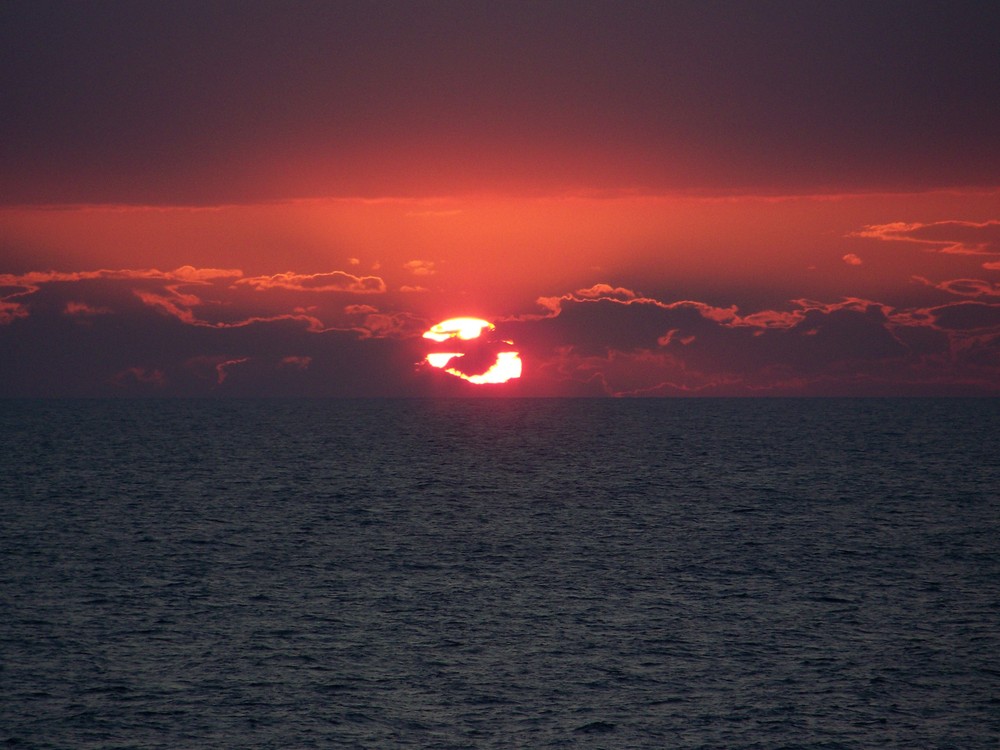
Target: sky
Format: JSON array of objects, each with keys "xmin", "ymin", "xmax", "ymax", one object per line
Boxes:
[{"xmin": 2, "ymin": 0, "xmax": 999, "ymax": 396}]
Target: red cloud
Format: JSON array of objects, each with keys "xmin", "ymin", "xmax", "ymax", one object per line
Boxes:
[
  {"xmin": 134, "ymin": 285, "xmax": 326, "ymax": 331},
  {"xmin": 0, "ymin": 264, "xmax": 409, "ymax": 338},
  {"xmin": 237, "ymin": 271, "xmax": 386, "ymax": 293},
  {"xmin": 574, "ymin": 284, "xmax": 637, "ymax": 300},
  {"xmin": 215, "ymin": 357, "xmax": 250, "ymax": 384},
  {"xmin": 913, "ymin": 277, "xmax": 1000, "ymax": 298},
  {"xmin": 1, "ymin": 266, "xmax": 244, "ymax": 325},
  {"xmin": 167, "ymin": 265, "xmax": 243, "ymax": 281},
  {"xmin": 0, "ymin": 299, "xmax": 29, "ymax": 325},
  {"xmin": 0, "ymin": 267, "xmax": 241, "ymax": 289},
  {"xmin": 533, "ymin": 284, "xmax": 740, "ymax": 325},
  {"xmin": 133, "ymin": 288, "xmax": 201, "ymax": 325},
  {"xmin": 853, "ymin": 220, "xmax": 1000, "ymax": 255}
]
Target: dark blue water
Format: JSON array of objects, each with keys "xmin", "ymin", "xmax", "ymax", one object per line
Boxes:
[{"xmin": 2, "ymin": 398, "xmax": 998, "ymax": 748}]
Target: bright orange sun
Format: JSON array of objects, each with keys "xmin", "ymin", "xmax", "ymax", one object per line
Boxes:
[{"xmin": 422, "ymin": 317, "xmax": 522, "ymax": 384}]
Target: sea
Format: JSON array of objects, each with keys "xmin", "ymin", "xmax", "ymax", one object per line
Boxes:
[{"xmin": 2, "ymin": 398, "xmax": 998, "ymax": 749}]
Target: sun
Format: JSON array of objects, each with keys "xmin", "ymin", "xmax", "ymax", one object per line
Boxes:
[
  {"xmin": 423, "ymin": 317, "xmax": 494, "ymax": 343},
  {"xmin": 422, "ymin": 317, "xmax": 522, "ymax": 384}
]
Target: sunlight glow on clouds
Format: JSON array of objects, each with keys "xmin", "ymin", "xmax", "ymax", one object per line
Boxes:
[
  {"xmin": 1, "ymin": 261, "xmax": 999, "ymax": 396},
  {"xmin": 913, "ymin": 277, "xmax": 1000, "ymax": 298},
  {"xmin": 852, "ymin": 221, "xmax": 1000, "ymax": 256},
  {"xmin": 235, "ymin": 271, "xmax": 386, "ymax": 293},
  {"xmin": 2, "ymin": 4, "xmax": 999, "ymax": 397},
  {"xmin": 422, "ymin": 318, "xmax": 522, "ymax": 385},
  {"xmin": 1, "ymin": 202, "xmax": 999, "ymax": 396},
  {"xmin": 504, "ymin": 283, "xmax": 1000, "ymax": 396}
]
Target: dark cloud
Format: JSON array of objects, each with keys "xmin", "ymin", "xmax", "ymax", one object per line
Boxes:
[
  {"xmin": 2, "ymin": 271, "xmax": 1000, "ymax": 396},
  {"xmin": 0, "ymin": 266, "xmax": 427, "ymax": 395},
  {"xmin": 505, "ymin": 285, "xmax": 1000, "ymax": 396},
  {"xmin": 927, "ymin": 301, "xmax": 1000, "ymax": 331},
  {"xmin": 914, "ymin": 277, "xmax": 1000, "ymax": 298}
]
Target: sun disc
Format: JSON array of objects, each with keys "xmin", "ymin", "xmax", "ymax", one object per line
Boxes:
[
  {"xmin": 422, "ymin": 316, "xmax": 522, "ymax": 385},
  {"xmin": 422, "ymin": 317, "xmax": 494, "ymax": 342},
  {"xmin": 425, "ymin": 352, "xmax": 463, "ymax": 368}
]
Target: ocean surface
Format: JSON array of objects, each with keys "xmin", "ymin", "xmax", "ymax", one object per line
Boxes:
[{"xmin": 2, "ymin": 398, "xmax": 998, "ymax": 749}]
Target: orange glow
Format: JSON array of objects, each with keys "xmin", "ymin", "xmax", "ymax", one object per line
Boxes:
[
  {"xmin": 4, "ymin": 191, "xmax": 999, "ymax": 315},
  {"xmin": 423, "ymin": 316, "xmax": 522, "ymax": 384}
]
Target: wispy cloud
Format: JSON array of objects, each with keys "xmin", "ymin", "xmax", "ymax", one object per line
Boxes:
[
  {"xmin": 214, "ymin": 357, "xmax": 250, "ymax": 384},
  {"xmin": 403, "ymin": 260, "xmax": 436, "ymax": 277},
  {"xmin": 913, "ymin": 276, "xmax": 1000, "ymax": 298},
  {"xmin": 133, "ymin": 287, "xmax": 326, "ymax": 332},
  {"xmin": 0, "ymin": 299, "xmax": 29, "ymax": 325},
  {"xmin": 236, "ymin": 271, "xmax": 386, "ymax": 293},
  {"xmin": 0, "ymin": 267, "xmax": 241, "ymax": 290},
  {"xmin": 64, "ymin": 301, "xmax": 112, "ymax": 317},
  {"xmin": 852, "ymin": 220, "xmax": 1000, "ymax": 255}
]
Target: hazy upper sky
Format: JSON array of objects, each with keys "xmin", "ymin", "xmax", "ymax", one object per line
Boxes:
[
  {"xmin": 4, "ymin": 0, "xmax": 1000, "ymax": 202},
  {"xmin": 2, "ymin": 1, "xmax": 999, "ymax": 396}
]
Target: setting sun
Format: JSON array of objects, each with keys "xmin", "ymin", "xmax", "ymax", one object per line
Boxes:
[
  {"xmin": 1, "ymin": 3, "xmax": 998, "ymax": 400},
  {"xmin": 422, "ymin": 317, "xmax": 495, "ymax": 342},
  {"xmin": 422, "ymin": 317, "xmax": 523, "ymax": 385}
]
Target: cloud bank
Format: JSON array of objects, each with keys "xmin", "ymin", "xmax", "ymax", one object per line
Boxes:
[
  {"xmin": 504, "ymin": 284, "xmax": 999, "ymax": 396},
  {"xmin": 2, "ymin": 269, "xmax": 998, "ymax": 397}
]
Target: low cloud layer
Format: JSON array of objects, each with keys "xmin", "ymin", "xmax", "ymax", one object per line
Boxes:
[
  {"xmin": 505, "ymin": 284, "xmax": 999, "ymax": 396},
  {"xmin": 2, "ymin": 269, "xmax": 998, "ymax": 396}
]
